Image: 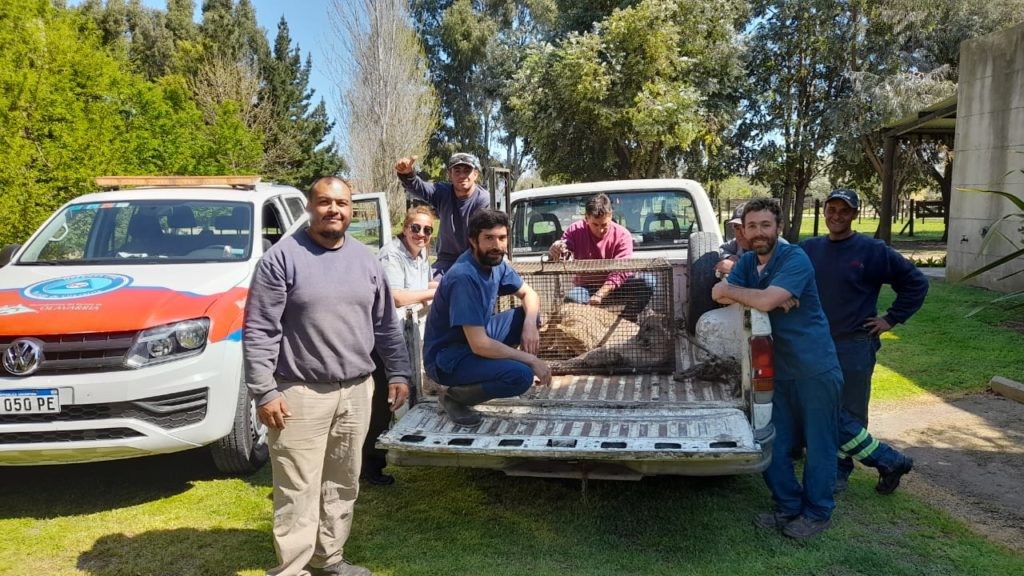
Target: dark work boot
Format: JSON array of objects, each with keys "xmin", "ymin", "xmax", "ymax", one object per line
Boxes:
[
  {"xmin": 782, "ymin": 515, "xmax": 833, "ymax": 540},
  {"xmin": 752, "ymin": 510, "xmax": 798, "ymax": 530},
  {"xmin": 441, "ymin": 384, "xmax": 490, "ymax": 427},
  {"xmin": 876, "ymin": 456, "xmax": 913, "ymax": 495}
]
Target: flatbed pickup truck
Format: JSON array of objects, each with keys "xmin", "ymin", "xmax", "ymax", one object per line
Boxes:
[{"xmin": 359, "ymin": 179, "xmax": 775, "ymax": 480}]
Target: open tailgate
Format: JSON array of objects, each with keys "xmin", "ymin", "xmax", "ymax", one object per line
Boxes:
[{"xmin": 378, "ymin": 401, "xmax": 769, "ymax": 479}]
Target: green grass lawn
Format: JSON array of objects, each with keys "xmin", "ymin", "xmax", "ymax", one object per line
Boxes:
[
  {"xmin": 796, "ymin": 215, "xmax": 946, "ymax": 243},
  {"xmin": 873, "ymin": 281, "xmax": 1024, "ymax": 401},
  {"xmin": 1, "ymin": 282, "xmax": 1022, "ymax": 575}
]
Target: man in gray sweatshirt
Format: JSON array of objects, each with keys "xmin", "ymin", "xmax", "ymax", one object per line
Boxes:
[{"xmin": 244, "ymin": 177, "xmax": 411, "ymax": 576}]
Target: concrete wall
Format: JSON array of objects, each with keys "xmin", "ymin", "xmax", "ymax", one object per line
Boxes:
[{"xmin": 948, "ymin": 23, "xmax": 1024, "ymax": 293}]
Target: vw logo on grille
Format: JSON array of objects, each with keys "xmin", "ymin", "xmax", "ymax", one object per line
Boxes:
[{"xmin": 2, "ymin": 338, "xmax": 44, "ymax": 376}]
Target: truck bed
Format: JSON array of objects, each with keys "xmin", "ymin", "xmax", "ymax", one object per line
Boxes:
[{"xmin": 525, "ymin": 373, "xmax": 738, "ymax": 405}]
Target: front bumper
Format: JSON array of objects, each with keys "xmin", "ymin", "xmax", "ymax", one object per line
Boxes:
[{"xmin": 0, "ymin": 341, "xmax": 240, "ymax": 465}]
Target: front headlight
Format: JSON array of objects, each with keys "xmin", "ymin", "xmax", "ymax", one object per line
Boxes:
[{"xmin": 125, "ymin": 318, "xmax": 211, "ymax": 368}]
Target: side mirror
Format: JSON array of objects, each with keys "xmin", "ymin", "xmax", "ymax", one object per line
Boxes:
[{"xmin": 0, "ymin": 244, "xmax": 21, "ymax": 267}]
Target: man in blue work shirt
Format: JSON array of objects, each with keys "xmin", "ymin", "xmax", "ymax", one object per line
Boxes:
[
  {"xmin": 423, "ymin": 209, "xmax": 551, "ymax": 426},
  {"xmin": 395, "ymin": 152, "xmax": 491, "ymax": 277},
  {"xmin": 712, "ymin": 197, "xmax": 840, "ymax": 540},
  {"xmin": 802, "ymin": 188, "xmax": 927, "ymax": 494}
]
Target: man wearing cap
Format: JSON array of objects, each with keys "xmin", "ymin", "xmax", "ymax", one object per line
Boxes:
[
  {"xmin": 395, "ymin": 152, "xmax": 491, "ymax": 277},
  {"xmin": 716, "ymin": 202, "xmax": 788, "ymax": 277},
  {"xmin": 801, "ymin": 188, "xmax": 928, "ymax": 495}
]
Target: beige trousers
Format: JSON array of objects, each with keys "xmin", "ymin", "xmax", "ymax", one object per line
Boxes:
[{"xmin": 266, "ymin": 376, "xmax": 373, "ymax": 576}]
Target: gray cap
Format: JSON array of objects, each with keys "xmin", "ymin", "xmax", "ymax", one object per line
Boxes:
[
  {"xmin": 727, "ymin": 203, "xmax": 746, "ymax": 226},
  {"xmin": 447, "ymin": 152, "xmax": 481, "ymax": 171},
  {"xmin": 826, "ymin": 188, "xmax": 859, "ymax": 210}
]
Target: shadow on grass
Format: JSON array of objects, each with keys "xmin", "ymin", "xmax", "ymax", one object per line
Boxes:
[
  {"xmin": 0, "ymin": 448, "xmax": 230, "ymax": 519},
  {"xmin": 350, "ymin": 468, "xmax": 776, "ymax": 576},
  {"xmin": 77, "ymin": 527, "xmax": 271, "ymax": 576}
]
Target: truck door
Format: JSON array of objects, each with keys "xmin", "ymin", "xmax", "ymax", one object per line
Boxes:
[{"xmin": 349, "ymin": 192, "xmax": 392, "ymax": 254}]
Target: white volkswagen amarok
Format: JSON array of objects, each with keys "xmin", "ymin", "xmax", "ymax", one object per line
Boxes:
[{"xmin": 0, "ymin": 176, "xmax": 390, "ymax": 474}]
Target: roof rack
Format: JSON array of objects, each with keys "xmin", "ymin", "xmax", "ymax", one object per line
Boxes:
[{"xmin": 94, "ymin": 176, "xmax": 262, "ymax": 190}]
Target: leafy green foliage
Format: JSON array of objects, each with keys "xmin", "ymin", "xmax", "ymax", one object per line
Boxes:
[
  {"xmin": 260, "ymin": 18, "xmax": 345, "ymax": 187},
  {"xmin": 0, "ymin": 0, "xmax": 267, "ymax": 246},
  {"xmin": 0, "ymin": 1, "xmax": 345, "ymax": 246},
  {"xmin": 957, "ymin": 175, "xmax": 1024, "ymax": 316},
  {"xmin": 410, "ymin": 0, "xmax": 557, "ymax": 182},
  {"xmin": 508, "ymin": 0, "xmax": 744, "ymax": 182}
]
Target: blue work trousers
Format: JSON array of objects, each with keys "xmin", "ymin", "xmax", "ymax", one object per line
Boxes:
[
  {"xmin": 430, "ymin": 308, "xmax": 534, "ymax": 400},
  {"xmin": 835, "ymin": 336, "xmax": 881, "ymax": 478},
  {"xmin": 838, "ymin": 411, "xmax": 902, "ymax": 472},
  {"xmin": 764, "ymin": 368, "xmax": 841, "ymax": 521},
  {"xmin": 565, "ymin": 273, "xmax": 656, "ymax": 319}
]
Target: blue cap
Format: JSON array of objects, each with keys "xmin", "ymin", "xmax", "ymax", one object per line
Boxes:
[
  {"xmin": 826, "ymin": 188, "xmax": 859, "ymax": 210},
  {"xmin": 447, "ymin": 152, "xmax": 481, "ymax": 171}
]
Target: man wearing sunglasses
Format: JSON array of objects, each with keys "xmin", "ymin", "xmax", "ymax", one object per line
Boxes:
[
  {"xmin": 395, "ymin": 152, "xmax": 491, "ymax": 277},
  {"xmin": 361, "ymin": 206, "xmax": 440, "ymax": 485}
]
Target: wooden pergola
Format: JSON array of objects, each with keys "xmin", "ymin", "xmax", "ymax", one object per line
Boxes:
[{"xmin": 878, "ymin": 95, "xmax": 957, "ymax": 243}]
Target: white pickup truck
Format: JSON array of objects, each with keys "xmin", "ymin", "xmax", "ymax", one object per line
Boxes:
[
  {"xmin": 366, "ymin": 179, "xmax": 775, "ymax": 480},
  {"xmin": 0, "ymin": 176, "xmax": 392, "ymax": 475}
]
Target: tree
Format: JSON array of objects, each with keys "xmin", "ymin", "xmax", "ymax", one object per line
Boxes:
[
  {"xmin": 409, "ymin": 0, "xmax": 557, "ymax": 182},
  {"xmin": 0, "ymin": 0, "xmax": 262, "ymax": 245},
  {"xmin": 740, "ymin": 0, "xmax": 855, "ymax": 242},
  {"xmin": 329, "ymin": 0, "xmax": 438, "ymax": 221},
  {"xmin": 826, "ymin": 0, "xmax": 1024, "ymax": 241},
  {"xmin": 260, "ymin": 18, "xmax": 345, "ymax": 187},
  {"xmin": 507, "ymin": 0, "xmax": 745, "ymax": 182}
]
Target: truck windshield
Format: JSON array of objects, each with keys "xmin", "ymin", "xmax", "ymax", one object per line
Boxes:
[
  {"xmin": 510, "ymin": 189, "xmax": 701, "ymax": 255},
  {"xmin": 16, "ymin": 200, "xmax": 254, "ymax": 264}
]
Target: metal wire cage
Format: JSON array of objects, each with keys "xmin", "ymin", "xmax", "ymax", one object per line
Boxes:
[{"xmin": 499, "ymin": 258, "xmax": 675, "ymax": 375}]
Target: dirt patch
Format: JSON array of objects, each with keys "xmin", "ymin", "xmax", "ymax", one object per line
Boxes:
[
  {"xmin": 1000, "ymin": 320, "xmax": 1024, "ymax": 335},
  {"xmin": 869, "ymin": 391, "xmax": 1024, "ymax": 552},
  {"xmin": 891, "ymin": 239, "xmax": 947, "ymax": 261}
]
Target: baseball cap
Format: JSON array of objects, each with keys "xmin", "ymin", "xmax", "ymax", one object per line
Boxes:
[
  {"xmin": 447, "ymin": 152, "xmax": 481, "ymax": 171},
  {"xmin": 727, "ymin": 203, "xmax": 746, "ymax": 226},
  {"xmin": 826, "ymin": 188, "xmax": 859, "ymax": 210}
]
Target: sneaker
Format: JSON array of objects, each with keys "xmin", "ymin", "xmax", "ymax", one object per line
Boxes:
[
  {"xmin": 308, "ymin": 560, "xmax": 372, "ymax": 576},
  {"xmin": 876, "ymin": 456, "xmax": 913, "ymax": 495},
  {"xmin": 833, "ymin": 475, "xmax": 849, "ymax": 494},
  {"xmin": 782, "ymin": 515, "xmax": 832, "ymax": 540},
  {"xmin": 752, "ymin": 510, "xmax": 798, "ymax": 530}
]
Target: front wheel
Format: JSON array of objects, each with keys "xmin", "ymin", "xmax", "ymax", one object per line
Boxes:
[{"xmin": 210, "ymin": 376, "xmax": 269, "ymax": 475}]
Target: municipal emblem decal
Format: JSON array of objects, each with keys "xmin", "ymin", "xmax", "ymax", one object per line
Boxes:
[
  {"xmin": 0, "ymin": 304, "xmax": 36, "ymax": 316},
  {"xmin": 22, "ymin": 274, "xmax": 132, "ymax": 301},
  {"xmin": 2, "ymin": 338, "xmax": 44, "ymax": 376}
]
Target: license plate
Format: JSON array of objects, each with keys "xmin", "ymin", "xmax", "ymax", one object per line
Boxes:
[{"xmin": 0, "ymin": 389, "xmax": 61, "ymax": 415}]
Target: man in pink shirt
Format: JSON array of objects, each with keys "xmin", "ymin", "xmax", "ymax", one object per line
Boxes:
[{"xmin": 548, "ymin": 193, "xmax": 654, "ymax": 321}]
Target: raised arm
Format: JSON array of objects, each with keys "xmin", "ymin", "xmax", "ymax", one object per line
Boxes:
[{"xmin": 395, "ymin": 155, "xmax": 436, "ymax": 203}]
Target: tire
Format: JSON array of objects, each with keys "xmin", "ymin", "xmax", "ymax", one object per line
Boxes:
[
  {"xmin": 686, "ymin": 231, "xmax": 722, "ymax": 335},
  {"xmin": 210, "ymin": 376, "xmax": 269, "ymax": 475}
]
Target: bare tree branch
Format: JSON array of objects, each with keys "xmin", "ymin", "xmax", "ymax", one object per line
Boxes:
[{"xmin": 327, "ymin": 0, "xmax": 438, "ymax": 223}]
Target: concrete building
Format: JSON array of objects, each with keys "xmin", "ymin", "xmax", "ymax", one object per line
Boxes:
[{"xmin": 947, "ymin": 23, "xmax": 1024, "ymax": 293}]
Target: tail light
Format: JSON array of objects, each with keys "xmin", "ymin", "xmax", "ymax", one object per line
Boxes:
[{"xmin": 749, "ymin": 335, "xmax": 774, "ymax": 392}]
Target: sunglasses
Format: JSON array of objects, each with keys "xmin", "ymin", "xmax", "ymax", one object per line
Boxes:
[{"xmin": 408, "ymin": 223, "xmax": 433, "ymax": 235}]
